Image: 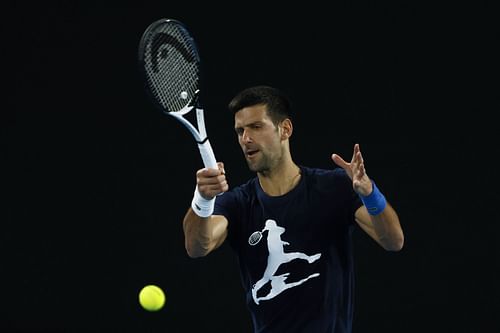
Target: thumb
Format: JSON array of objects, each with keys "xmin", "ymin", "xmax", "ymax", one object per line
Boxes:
[
  {"xmin": 331, "ymin": 153, "xmax": 349, "ymax": 169},
  {"xmin": 217, "ymin": 161, "xmax": 226, "ymax": 175}
]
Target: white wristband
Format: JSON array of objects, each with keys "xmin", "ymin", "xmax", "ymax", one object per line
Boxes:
[{"xmin": 191, "ymin": 187, "xmax": 215, "ymax": 218}]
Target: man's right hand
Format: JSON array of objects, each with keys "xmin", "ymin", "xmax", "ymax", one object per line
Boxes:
[{"xmin": 196, "ymin": 162, "xmax": 228, "ymax": 199}]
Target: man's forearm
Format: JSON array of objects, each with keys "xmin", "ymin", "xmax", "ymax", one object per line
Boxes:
[
  {"xmin": 371, "ymin": 203, "xmax": 404, "ymax": 251},
  {"xmin": 182, "ymin": 208, "xmax": 214, "ymax": 258}
]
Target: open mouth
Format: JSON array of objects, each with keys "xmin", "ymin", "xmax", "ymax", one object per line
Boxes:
[{"xmin": 246, "ymin": 149, "xmax": 259, "ymax": 157}]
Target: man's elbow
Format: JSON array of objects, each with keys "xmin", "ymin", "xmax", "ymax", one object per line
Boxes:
[
  {"xmin": 186, "ymin": 248, "xmax": 208, "ymax": 258},
  {"xmin": 383, "ymin": 235, "xmax": 404, "ymax": 252},
  {"xmin": 185, "ymin": 241, "xmax": 211, "ymax": 258}
]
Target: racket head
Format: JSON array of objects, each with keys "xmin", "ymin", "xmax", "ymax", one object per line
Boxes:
[{"xmin": 138, "ymin": 18, "xmax": 202, "ymax": 114}]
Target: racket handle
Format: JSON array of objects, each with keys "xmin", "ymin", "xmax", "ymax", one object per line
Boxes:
[{"xmin": 198, "ymin": 140, "xmax": 218, "ymax": 169}]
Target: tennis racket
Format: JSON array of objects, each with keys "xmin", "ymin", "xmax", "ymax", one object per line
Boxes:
[
  {"xmin": 138, "ymin": 18, "xmax": 217, "ymax": 169},
  {"xmin": 248, "ymin": 230, "xmax": 265, "ymax": 246}
]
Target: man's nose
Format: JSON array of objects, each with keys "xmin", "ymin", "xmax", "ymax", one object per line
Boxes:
[{"xmin": 242, "ymin": 129, "xmax": 252, "ymax": 143}]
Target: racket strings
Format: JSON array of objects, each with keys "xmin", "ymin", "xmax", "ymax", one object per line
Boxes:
[{"xmin": 143, "ymin": 23, "xmax": 200, "ymax": 113}]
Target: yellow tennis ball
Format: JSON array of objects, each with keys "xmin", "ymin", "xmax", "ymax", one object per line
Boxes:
[{"xmin": 139, "ymin": 285, "xmax": 165, "ymax": 311}]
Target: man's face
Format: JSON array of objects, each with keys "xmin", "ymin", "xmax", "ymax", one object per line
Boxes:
[{"xmin": 234, "ymin": 104, "xmax": 283, "ymax": 173}]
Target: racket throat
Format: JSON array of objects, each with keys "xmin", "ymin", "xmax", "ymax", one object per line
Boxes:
[{"xmin": 196, "ymin": 107, "xmax": 208, "ymax": 139}]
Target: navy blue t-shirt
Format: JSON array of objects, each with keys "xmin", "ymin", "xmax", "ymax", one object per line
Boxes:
[{"xmin": 214, "ymin": 166, "xmax": 363, "ymax": 333}]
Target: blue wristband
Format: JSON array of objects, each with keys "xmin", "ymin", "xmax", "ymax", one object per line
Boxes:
[{"xmin": 359, "ymin": 181, "xmax": 387, "ymax": 216}]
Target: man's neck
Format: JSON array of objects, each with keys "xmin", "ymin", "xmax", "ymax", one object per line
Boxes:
[{"xmin": 258, "ymin": 161, "xmax": 301, "ymax": 197}]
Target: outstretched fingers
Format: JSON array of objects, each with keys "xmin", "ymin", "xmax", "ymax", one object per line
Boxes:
[
  {"xmin": 352, "ymin": 143, "xmax": 363, "ymax": 171},
  {"xmin": 331, "ymin": 153, "xmax": 350, "ymax": 170},
  {"xmin": 354, "ymin": 157, "xmax": 366, "ymax": 180},
  {"xmin": 352, "ymin": 144, "xmax": 359, "ymax": 162}
]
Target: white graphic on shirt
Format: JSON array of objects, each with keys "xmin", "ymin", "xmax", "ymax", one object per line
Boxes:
[{"xmin": 251, "ymin": 219, "xmax": 321, "ymax": 305}]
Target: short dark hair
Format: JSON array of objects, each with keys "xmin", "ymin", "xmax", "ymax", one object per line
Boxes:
[{"xmin": 228, "ymin": 86, "xmax": 292, "ymax": 125}]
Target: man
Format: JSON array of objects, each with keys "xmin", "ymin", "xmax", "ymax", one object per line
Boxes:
[{"xmin": 183, "ymin": 85, "xmax": 404, "ymax": 332}]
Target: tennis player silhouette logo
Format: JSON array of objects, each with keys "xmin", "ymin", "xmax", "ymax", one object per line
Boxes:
[{"xmin": 250, "ymin": 219, "xmax": 321, "ymax": 305}]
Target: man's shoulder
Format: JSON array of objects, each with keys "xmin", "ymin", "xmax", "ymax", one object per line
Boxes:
[
  {"xmin": 227, "ymin": 176, "xmax": 258, "ymax": 197},
  {"xmin": 214, "ymin": 177, "xmax": 257, "ymax": 212},
  {"xmin": 300, "ymin": 166, "xmax": 353, "ymax": 194},
  {"xmin": 301, "ymin": 165, "xmax": 348, "ymax": 179}
]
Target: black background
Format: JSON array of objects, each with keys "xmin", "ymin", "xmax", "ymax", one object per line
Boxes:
[{"xmin": 4, "ymin": 1, "xmax": 499, "ymax": 332}]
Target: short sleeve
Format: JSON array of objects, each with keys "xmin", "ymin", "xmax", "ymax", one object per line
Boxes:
[
  {"xmin": 332, "ymin": 168, "xmax": 364, "ymax": 225},
  {"xmin": 213, "ymin": 190, "xmax": 242, "ymax": 251}
]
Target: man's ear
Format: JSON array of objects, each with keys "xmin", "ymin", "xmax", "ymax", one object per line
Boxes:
[{"xmin": 280, "ymin": 119, "xmax": 293, "ymax": 140}]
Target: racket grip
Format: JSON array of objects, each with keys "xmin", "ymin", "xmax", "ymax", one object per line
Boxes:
[{"xmin": 198, "ymin": 140, "xmax": 218, "ymax": 169}]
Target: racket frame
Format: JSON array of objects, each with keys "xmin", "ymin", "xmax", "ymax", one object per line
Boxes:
[{"xmin": 138, "ymin": 18, "xmax": 217, "ymax": 169}]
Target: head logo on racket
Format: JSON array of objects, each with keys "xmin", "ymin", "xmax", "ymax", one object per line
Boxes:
[{"xmin": 138, "ymin": 18, "xmax": 218, "ymax": 170}]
